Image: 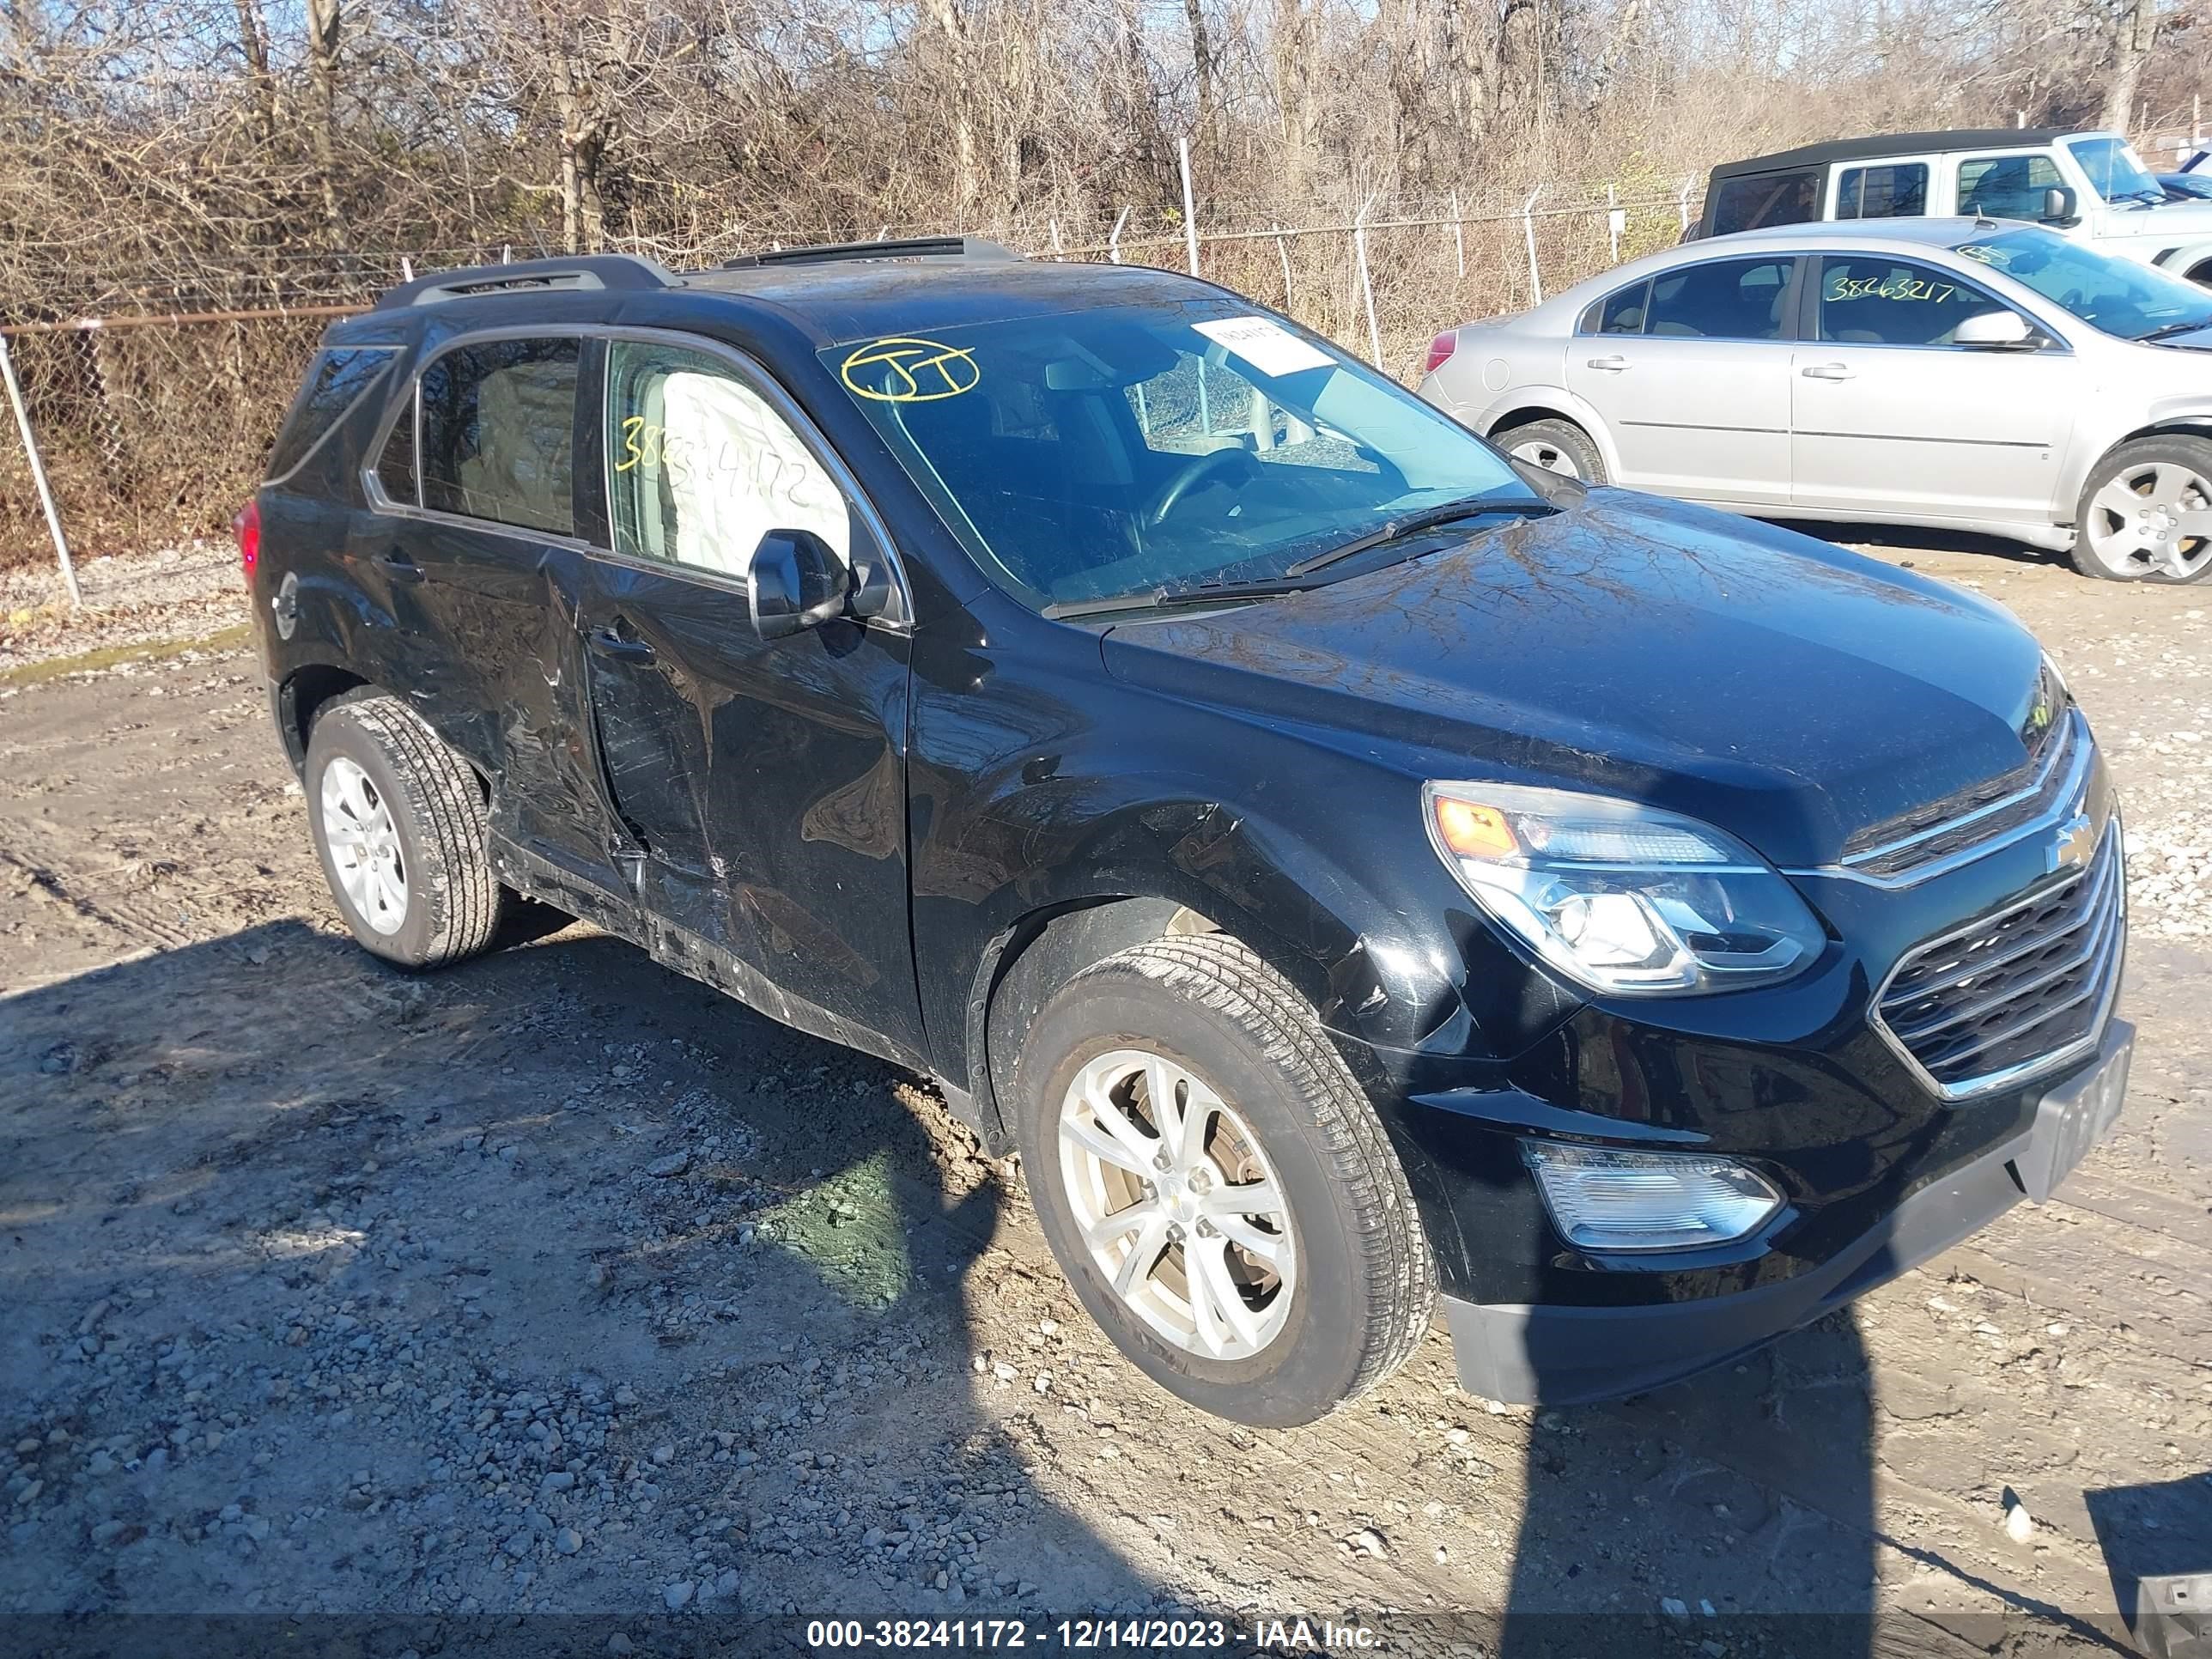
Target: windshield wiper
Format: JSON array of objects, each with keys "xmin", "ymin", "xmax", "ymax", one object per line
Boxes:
[
  {"xmin": 2140, "ymin": 319, "xmax": 2212, "ymax": 341},
  {"xmin": 1283, "ymin": 496, "xmax": 1550, "ymax": 578},
  {"xmin": 1042, "ymin": 577, "xmax": 1311, "ymax": 621}
]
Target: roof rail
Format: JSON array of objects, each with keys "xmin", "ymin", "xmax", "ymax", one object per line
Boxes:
[
  {"xmin": 722, "ymin": 235, "xmax": 1022, "ymax": 270},
  {"xmin": 374, "ymin": 253, "xmax": 675, "ymax": 311}
]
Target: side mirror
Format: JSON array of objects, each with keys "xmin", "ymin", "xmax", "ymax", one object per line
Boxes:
[
  {"xmin": 2041, "ymin": 185, "xmax": 2080, "ymax": 225},
  {"xmin": 1953, "ymin": 309, "xmax": 2038, "ymax": 350},
  {"xmin": 746, "ymin": 528, "xmax": 848, "ymax": 640}
]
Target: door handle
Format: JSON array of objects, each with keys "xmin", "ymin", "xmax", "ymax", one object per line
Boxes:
[
  {"xmin": 375, "ymin": 550, "xmax": 424, "ymax": 583},
  {"xmin": 588, "ymin": 625, "xmax": 656, "ymax": 665},
  {"xmin": 1584, "ymin": 355, "xmax": 1630, "ymax": 372},
  {"xmin": 1801, "ymin": 362, "xmax": 1857, "ymax": 381}
]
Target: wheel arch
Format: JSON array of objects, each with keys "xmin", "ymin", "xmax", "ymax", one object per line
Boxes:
[
  {"xmin": 276, "ymin": 661, "xmax": 371, "ymax": 773},
  {"xmin": 969, "ymin": 895, "xmax": 1235, "ymax": 1153},
  {"xmin": 2059, "ymin": 416, "xmax": 2212, "ymax": 522}
]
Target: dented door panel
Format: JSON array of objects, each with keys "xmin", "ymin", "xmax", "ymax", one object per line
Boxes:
[{"xmin": 573, "ymin": 550, "xmax": 926, "ymax": 1065}]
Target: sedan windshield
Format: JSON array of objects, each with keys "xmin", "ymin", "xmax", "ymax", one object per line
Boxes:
[
  {"xmin": 2067, "ymin": 137, "xmax": 2166, "ymax": 207},
  {"xmin": 821, "ymin": 302, "xmax": 1540, "ymax": 611},
  {"xmin": 1956, "ymin": 228, "xmax": 2212, "ymax": 340}
]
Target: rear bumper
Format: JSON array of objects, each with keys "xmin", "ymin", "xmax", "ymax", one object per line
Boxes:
[{"xmin": 1441, "ymin": 1017, "xmax": 2132, "ymax": 1406}]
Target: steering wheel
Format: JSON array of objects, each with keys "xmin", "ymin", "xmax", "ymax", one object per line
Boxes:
[{"xmin": 1146, "ymin": 447, "xmax": 1258, "ymax": 526}]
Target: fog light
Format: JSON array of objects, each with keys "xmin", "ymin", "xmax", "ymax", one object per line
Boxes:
[{"xmin": 1522, "ymin": 1142, "xmax": 1783, "ymax": 1252}]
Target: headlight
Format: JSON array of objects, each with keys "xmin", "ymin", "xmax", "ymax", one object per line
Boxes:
[{"xmin": 1424, "ymin": 780, "xmax": 1825, "ymax": 995}]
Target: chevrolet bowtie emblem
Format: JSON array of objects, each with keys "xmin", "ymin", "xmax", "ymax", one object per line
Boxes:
[{"xmin": 2050, "ymin": 811, "xmax": 2096, "ymax": 872}]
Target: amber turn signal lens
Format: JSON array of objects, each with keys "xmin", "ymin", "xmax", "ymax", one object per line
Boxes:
[{"xmin": 1435, "ymin": 796, "xmax": 1516, "ymax": 861}]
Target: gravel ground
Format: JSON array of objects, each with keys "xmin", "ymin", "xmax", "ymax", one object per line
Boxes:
[
  {"xmin": 0, "ymin": 541, "xmax": 245, "ymax": 675},
  {"xmin": 1, "ymin": 529, "xmax": 2207, "ymax": 1654}
]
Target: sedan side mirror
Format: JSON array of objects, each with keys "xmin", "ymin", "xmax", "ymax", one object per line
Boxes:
[
  {"xmin": 1953, "ymin": 309, "xmax": 2038, "ymax": 350},
  {"xmin": 746, "ymin": 528, "xmax": 848, "ymax": 640},
  {"xmin": 2040, "ymin": 185, "xmax": 2080, "ymax": 226}
]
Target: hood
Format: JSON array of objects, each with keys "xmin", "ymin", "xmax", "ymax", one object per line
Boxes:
[{"xmin": 1100, "ymin": 493, "xmax": 2046, "ymax": 868}]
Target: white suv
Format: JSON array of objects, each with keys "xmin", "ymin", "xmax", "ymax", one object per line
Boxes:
[{"xmin": 1696, "ymin": 128, "xmax": 2212, "ymax": 287}]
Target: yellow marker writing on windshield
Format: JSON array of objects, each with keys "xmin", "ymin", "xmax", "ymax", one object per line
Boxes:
[{"xmin": 840, "ymin": 337, "xmax": 980, "ymax": 403}]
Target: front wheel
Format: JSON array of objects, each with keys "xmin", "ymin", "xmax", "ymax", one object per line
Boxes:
[
  {"xmin": 2069, "ymin": 436, "xmax": 2212, "ymax": 582},
  {"xmin": 1012, "ymin": 934, "xmax": 1434, "ymax": 1427}
]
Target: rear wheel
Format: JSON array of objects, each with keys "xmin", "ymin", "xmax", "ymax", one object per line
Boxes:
[
  {"xmin": 1012, "ymin": 934, "xmax": 1434, "ymax": 1427},
  {"xmin": 2070, "ymin": 436, "xmax": 2212, "ymax": 583},
  {"xmin": 1494, "ymin": 416, "xmax": 1607, "ymax": 484},
  {"xmin": 306, "ymin": 690, "xmax": 504, "ymax": 969}
]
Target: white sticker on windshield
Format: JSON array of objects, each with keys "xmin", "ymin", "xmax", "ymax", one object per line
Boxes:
[{"xmin": 1193, "ymin": 316, "xmax": 1334, "ymax": 378}]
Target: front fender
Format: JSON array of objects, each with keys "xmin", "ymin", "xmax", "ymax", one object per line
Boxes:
[{"xmin": 2151, "ymin": 238, "xmax": 2212, "ymax": 280}]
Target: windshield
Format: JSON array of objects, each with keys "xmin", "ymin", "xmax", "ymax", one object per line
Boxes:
[
  {"xmin": 1956, "ymin": 228, "xmax": 2212, "ymax": 340},
  {"xmin": 2067, "ymin": 136, "xmax": 2165, "ymax": 206},
  {"xmin": 821, "ymin": 302, "xmax": 1540, "ymax": 611}
]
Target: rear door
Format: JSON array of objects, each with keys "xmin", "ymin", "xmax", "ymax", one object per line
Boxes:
[
  {"xmin": 1790, "ymin": 253, "xmax": 2080, "ymax": 523},
  {"xmin": 572, "ymin": 332, "xmax": 927, "ymax": 1062},
  {"xmin": 366, "ymin": 331, "xmax": 625, "ymax": 886},
  {"xmin": 1564, "ymin": 253, "xmax": 1800, "ymax": 504}
]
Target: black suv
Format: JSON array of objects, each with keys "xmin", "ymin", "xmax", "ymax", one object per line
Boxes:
[{"xmin": 247, "ymin": 241, "xmax": 2131, "ymax": 1425}]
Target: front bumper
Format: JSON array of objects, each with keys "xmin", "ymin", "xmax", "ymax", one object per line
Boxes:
[{"xmin": 1439, "ymin": 1016, "xmax": 2133, "ymax": 1406}]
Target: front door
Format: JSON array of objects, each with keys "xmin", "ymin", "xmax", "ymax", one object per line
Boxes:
[
  {"xmin": 574, "ymin": 336, "xmax": 925, "ymax": 1063},
  {"xmin": 1564, "ymin": 253, "xmax": 1800, "ymax": 505},
  {"xmin": 1790, "ymin": 253, "xmax": 2079, "ymax": 524}
]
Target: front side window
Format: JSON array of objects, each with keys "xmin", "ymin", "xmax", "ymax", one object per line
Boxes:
[
  {"xmin": 1956, "ymin": 153, "xmax": 2063, "ymax": 220},
  {"xmin": 605, "ymin": 341, "xmax": 849, "ymax": 577},
  {"xmin": 1579, "ymin": 280, "xmax": 1650, "ymax": 335},
  {"xmin": 1837, "ymin": 163, "xmax": 1929, "ymax": 220},
  {"xmin": 822, "ymin": 305, "xmax": 1540, "ymax": 611},
  {"xmin": 2067, "ymin": 137, "xmax": 2164, "ymax": 206},
  {"xmin": 268, "ymin": 347, "xmax": 394, "ymax": 479},
  {"xmin": 1708, "ymin": 169, "xmax": 1820, "ymax": 236},
  {"xmin": 1957, "ymin": 228, "xmax": 2212, "ymax": 340},
  {"xmin": 1814, "ymin": 256, "xmax": 2010, "ymax": 346},
  {"xmin": 419, "ymin": 337, "xmax": 579, "ymax": 537},
  {"xmin": 1644, "ymin": 258, "xmax": 1795, "ymax": 341}
]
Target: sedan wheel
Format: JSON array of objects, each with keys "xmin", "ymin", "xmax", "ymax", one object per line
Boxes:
[
  {"xmin": 1509, "ymin": 436, "xmax": 1583, "ymax": 477},
  {"xmin": 2075, "ymin": 442, "xmax": 2212, "ymax": 582},
  {"xmin": 1057, "ymin": 1048, "xmax": 1297, "ymax": 1362}
]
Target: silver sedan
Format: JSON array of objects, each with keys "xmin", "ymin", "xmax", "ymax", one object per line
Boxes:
[{"xmin": 1419, "ymin": 218, "xmax": 2212, "ymax": 581}]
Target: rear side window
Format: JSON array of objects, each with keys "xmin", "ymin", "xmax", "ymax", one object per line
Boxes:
[
  {"xmin": 1957, "ymin": 154, "xmax": 2063, "ymax": 219},
  {"xmin": 1645, "ymin": 258, "xmax": 1795, "ymax": 341},
  {"xmin": 1837, "ymin": 163, "xmax": 1929, "ymax": 219},
  {"xmin": 420, "ymin": 337, "xmax": 580, "ymax": 536},
  {"xmin": 1708, "ymin": 169, "xmax": 1820, "ymax": 236},
  {"xmin": 267, "ymin": 347, "xmax": 394, "ymax": 481},
  {"xmin": 375, "ymin": 393, "xmax": 418, "ymax": 505}
]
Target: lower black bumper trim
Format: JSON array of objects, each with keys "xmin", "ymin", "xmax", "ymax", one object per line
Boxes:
[{"xmin": 1441, "ymin": 1018, "xmax": 2132, "ymax": 1407}]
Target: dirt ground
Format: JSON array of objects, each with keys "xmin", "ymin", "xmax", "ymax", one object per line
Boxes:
[{"xmin": 1, "ymin": 530, "xmax": 2207, "ymax": 1656}]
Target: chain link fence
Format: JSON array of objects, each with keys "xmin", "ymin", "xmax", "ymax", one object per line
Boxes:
[{"xmin": 0, "ymin": 179, "xmax": 1695, "ymax": 586}]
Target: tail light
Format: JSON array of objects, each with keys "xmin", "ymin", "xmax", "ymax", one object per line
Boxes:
[
  {"xmin": 234, "ymin": 499, "xmax": 260, "ymax": 581},
  {"xmin": 1425, "ymin": 331, "xmax": 1459, "ymax": 376}
]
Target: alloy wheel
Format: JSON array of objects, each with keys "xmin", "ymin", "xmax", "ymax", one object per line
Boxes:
[
  {"xmin": 2084, "ymin": 460, "xmax": 2212, "ymax": 580},
  {"xmin": 320, "ymin": 756, "xmax": 409, "ymax": 935},
  {"xmin": 1056, "ymin": 1048, "xmax": 1297, "ymax": 1362}
]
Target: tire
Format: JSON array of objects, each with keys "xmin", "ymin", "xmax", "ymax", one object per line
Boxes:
[
  {"xmin": 1494, "ymin": 416, "xmax": 1608, "ymax": 484},
  {"xmin": 2069, "ymin": 435, "xmax": 2212, "ymax": 583},
  {"xmin": 305, "ymin": 690, "xmax": 504, "ymax": 969},
  {"xmin": 1012, "ymin": 933, "xmax": 1435, "ymax": 1428}
]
